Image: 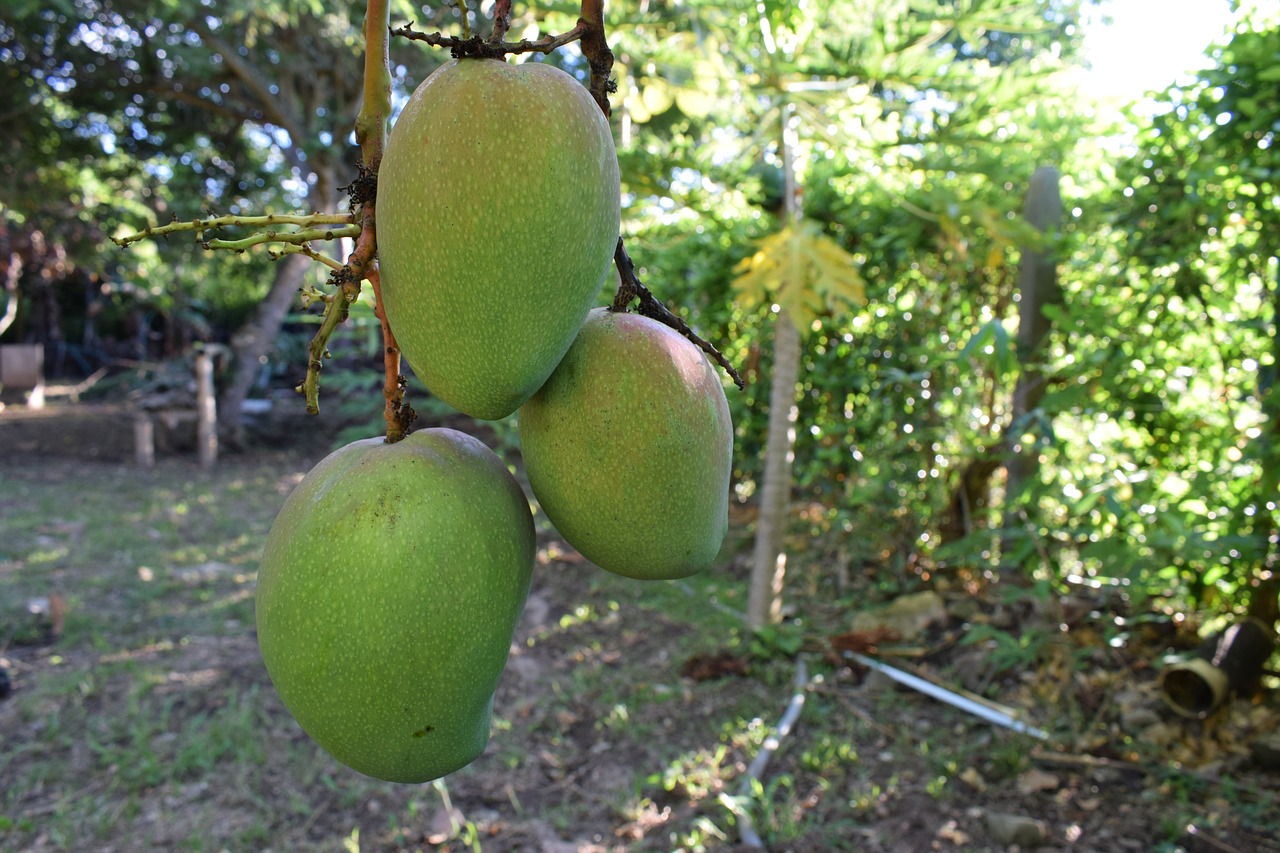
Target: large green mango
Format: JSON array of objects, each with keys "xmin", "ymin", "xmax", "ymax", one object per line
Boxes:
[
  {"xmin": 519, "ymin": 309, "xmax": 733, "ymax": 579},
  {"xmin": 255, "ymin": 428, "xmax": 534, "ymax": 783},
  {"xmin": 376, "ymin": 58, "xmax": 621, "ymax": 420}
]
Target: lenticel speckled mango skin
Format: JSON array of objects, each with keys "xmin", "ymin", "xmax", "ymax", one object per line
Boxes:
[
  {"xmin": 255, "ymin": 428, "xmax": 534, "ymax": 783},
  {"xmin": 518, "ymin": 309, "xmax": 733, "ymax": 580},
  {"xmin": 375, "ymin": 57, "xmax": 621, "ymax": 420}
]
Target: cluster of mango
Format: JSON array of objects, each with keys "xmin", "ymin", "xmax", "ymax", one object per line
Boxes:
[{"xmin": 255, "ymin": 58, "xmax": 733, "ymax": 783}]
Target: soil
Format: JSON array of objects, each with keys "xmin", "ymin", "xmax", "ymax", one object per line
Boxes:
[{"xmin": 1, "ymin": 406, "xmax": 1278, "ymax": 852}]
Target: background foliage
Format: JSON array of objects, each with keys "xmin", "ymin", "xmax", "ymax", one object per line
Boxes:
[{"xmin": 2, "ymin": 0, "xmax": 1276, "ymax": 617}]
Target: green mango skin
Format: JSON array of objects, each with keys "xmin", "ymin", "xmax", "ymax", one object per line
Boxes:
[
  {"xmin": 376, "ymin": 58, "xmax": 621, "ymax": 420},
  {"xmin": 255, "ymin": 429, "xmax": 534, "ymax": 783},
  {"xmin": 519, "ymin": 309, "xmax": 733, "ymax": 580}
]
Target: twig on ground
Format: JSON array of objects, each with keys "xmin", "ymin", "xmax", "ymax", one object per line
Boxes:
[
  {"xmin": 1028, "ymin": 748, "xmax": 1148, "ymax": 774},
  {"xmin": 732, "ymin": 656, "xmax": 811, "ymax": 850},
  {"xmin": 1184, "ymin": 824, "xmax": 1252, "ymax": 853},
  {"xmin": 810, "ymin": 683, "xmax": 897, "ymax": 738}
]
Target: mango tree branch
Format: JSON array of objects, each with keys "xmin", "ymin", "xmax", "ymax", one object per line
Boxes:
[
  {"xmin": 191, "ymin": 18, "xmax": 312, "ymax": 150},
  {"xmin": 310, "ymin": 0, "xmax": 416, "ymax": 442},
  {"xmin": 298, "ymin": 274, "xmax": 357, "ymax": 415},
  {"xmin": 355, "ymin": 1, "xmax": 392, "ymax": 173},
  {"xmin": 112, "ymin": 212, "xmax": 355, "ymax": 247},
  {"xmin": 203, "ymin": 225, "xmax": 361, "ymax": 252},
  {"xmin": 574, "ymin": 0, "xmax": 740, "ymax": 390},
  {"xmin": 267, "ymin": 243, "xmax": 347, "ymax": 271},
  {"xmin": 576, "ymin": 0, "xmax": 614, "ymax": 116},
  {"xmin": 610, "ymin": 239, "xmax": 744, "ymax": 389},
  {"xmin": 369, "ymin": 269, "xmax": 416, "ymax": 442},
  {"xmin": 392, "ymin": 22, "xmax": 586, "ymax": 59},
  {"xmin": 489, "ymin": 0, "xmax": 514, "ymax": 44}
]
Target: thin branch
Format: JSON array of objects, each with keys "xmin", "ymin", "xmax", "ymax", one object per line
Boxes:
[
  {"xmin": 488, "ymin": 0, "xmax": 514, "ymax": 44},
  {"xmin": 610, "ymin": 239, "xmax": 745, "ymax": 390},
  {"xmin": 732, "ymin": 657, "xmax": 811, "ymax": 850},
  {"xmin": 355, "ymin": 2, "xmax": 392, "ymax": 176},
  {"xmin": 113, "ymin": 213, "xmax": 354, "ymax": 247},
  {"xmin": 570, "ymin": 1, "xmax": 739, "ymax": 388},
  {"xmin": 143, "ymin": 83, "xmax": 256, "ymax": 125},
  {"xmin": 455, "ymin": 0, "xmax": 472, "ymax": 39},
  {"xmin": 369, "ymin": 268, "xmax": 416, "ymax": 442},
  {"xmin": 576, "ymin": 0, "xmax": 614, "ymax": 116},
  {"xmin": 203, "ymin": 225, "xmax": 360, "ymax": 252},
  {"xmin": 267, "ymin": 243, "xmax": 347, "ymax": 271},
  {"xmin": 391, "ymin": 22, "xmax": 586, "ymax": 59},
  {"xmin": 297, "ymin": 0, "xmax": 415, "ymax": 440},
  {"xmin": 298, "ymin": 272, "xmax": 357, "ymax": 415}
]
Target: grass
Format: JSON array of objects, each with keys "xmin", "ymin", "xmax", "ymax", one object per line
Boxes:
[
  {"xmin": 0, "ymin": 454, "xmax": 317, "ymax": 850},
  {"xmin": 2, "ymin": 450, "xmax": 1276, "ymax": 852}
]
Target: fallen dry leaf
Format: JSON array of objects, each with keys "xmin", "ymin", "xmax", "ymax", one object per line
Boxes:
[
  {"xmin": 829, "ymin": 627, "xmax": 903, "ymax": 656},
  {"xmin": 1016, "ymin": 767, "xmax": 1061, "ymax": 795},
  {"xmin": 680, "ymin": 650, "xmax": 749, "ymax": 681}
]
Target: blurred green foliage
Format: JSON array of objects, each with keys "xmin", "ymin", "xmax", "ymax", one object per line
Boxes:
[
  {"xmin": 578, "ymin": 0, "xmax": 1278, "ymax": 614},
  {"xmin": 3, "ymin": 0, "xmax": 1276, "ymax": 617}
]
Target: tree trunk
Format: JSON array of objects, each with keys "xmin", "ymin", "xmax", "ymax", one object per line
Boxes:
[
  {"xmin": 0, "ymin": 241, "xmax": 19, "ymax": 338},
  {"xmin": 747, "ymin": 102, "xmax": 802, "ymax": 631},
  {"xmin": 218, "ymin": 165, "xmax": 337, "ymax": 449},
  {"xmin": 1246, "ymin": 254, "xmax": 1280, "ymax": 629},
  {"xmin": 219, "ymin": 252, "xmax": 310, "ymax": 448},
  {"xmin": 939, "ymin": 455, "xmax": 1003, "ymax": 545},
  {"xmin": 1004, "ymin": 166, "xmax": 1063, "ymax": 513},
  {"xmin": 747, "ymin": 309, "xmax": 802, "ymax": 630}
]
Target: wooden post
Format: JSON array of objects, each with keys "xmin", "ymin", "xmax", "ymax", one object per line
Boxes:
[
  {"xmin": 0, "ymin": 343, "xmax": 45, "ymax": 409},
  {"xmin": 134, "ymin": 415, "xmax": 155, "ymax": 469},
  {"xmin": 195, "ymin": 348, "xmax": 217, "ymax": 469}
]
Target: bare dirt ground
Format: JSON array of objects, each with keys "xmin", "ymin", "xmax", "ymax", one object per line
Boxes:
[{"xmin": 2, "ymin": 406, "xmax": 1278, "ymax": 852}]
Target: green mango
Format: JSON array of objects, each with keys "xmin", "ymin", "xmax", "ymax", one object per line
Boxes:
[
  {"xmin": 519, "ymin": 308, "xmax": 733, "ymax": 579},
  {"xmin": 376, "ymin": 57, "xmax": 621, "ymax": 420},
  {"xmin": 255, "ymin": 428, "xmax": 534, "ymax": 783}
]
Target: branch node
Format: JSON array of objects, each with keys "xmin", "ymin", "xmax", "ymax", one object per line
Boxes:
[{"xmin": 391, "ymin": 21, "xmax": 586, "ymax": 60}]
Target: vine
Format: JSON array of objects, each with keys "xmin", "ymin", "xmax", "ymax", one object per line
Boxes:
[{"xmin": 114, "ymin": 0, "xmax": 741, "ymax": 445}]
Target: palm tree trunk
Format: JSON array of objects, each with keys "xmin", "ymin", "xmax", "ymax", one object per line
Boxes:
[
  {"xmin": 747, "ymin": 101, "xmax": 803, "ymax": 631},
  {"xmin": 747, "ymin": 308, "xmax": 801, "ymax": 629}
]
